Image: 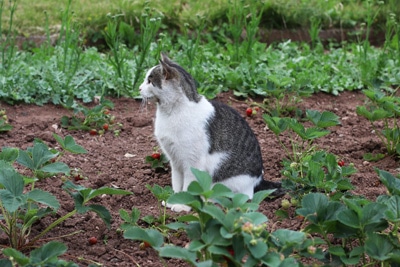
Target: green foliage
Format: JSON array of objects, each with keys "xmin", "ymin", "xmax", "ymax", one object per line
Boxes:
[
  {"xmin": 282, "ymin": 150, "xmax": 356, "ymax": 200},
  {"xmin": 119, "ymin": 207, "xmax": 141, "ymax": 231},
  {"xmin": 263, "ymin": 109, "xmax": 340, "ymax": 162},
  {"xmin": 2, "ymin": 241, "xmax": 79, "ymax": 267},
  {"xmin": 0, "ymin": 118, "xmax": 12, "ymax": 132},
  {"xmin": 145, "ymin": 153, "xmax": 169, "ymax": 170},
  {"xmin": 294, "ymin": 168, "xmax": 400, "ymax": 266},
  {"xmin": 61, "ymin": 98, "xmax": 122, "ymax": 135},
  {"xmin": 123, "ymin": 168, "xmax": 323, "ymax": 266},
  {"xmin": 356, "ymin": 88, "xmax": 400, "ymax": 156},
  {"xmin": 0, "ymin": 135, "xmax": 131, "ymax": 250}
]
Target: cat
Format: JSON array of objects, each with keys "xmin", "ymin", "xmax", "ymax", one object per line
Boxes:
[{"xmin": 139, "ymin": 53, "xmax": 282, "ymax": 212}]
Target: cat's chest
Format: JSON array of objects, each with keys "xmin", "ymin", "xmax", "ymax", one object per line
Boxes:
[{"xmin": 154, "ymin": 98, "xmax": 214, "ymax": 144}]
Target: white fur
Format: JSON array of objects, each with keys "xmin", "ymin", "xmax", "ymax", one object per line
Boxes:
[{"xmin": 139, "ymin": 65, "xmax": 257, "ymax": 212}]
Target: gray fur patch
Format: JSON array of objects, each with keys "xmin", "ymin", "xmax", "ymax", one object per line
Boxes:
[
  {"xmin": 161, "ymin": 57, "xmax": 201, "ymax": 103},
  {"xmin": 206, "ymin": 100, "xmax": 263, "ymax": 182},
  {"xmin": 148, "ymin": 66, "xmax": 163, "ymax": 89}
]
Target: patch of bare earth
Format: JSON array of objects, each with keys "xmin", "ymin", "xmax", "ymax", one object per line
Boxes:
[{"xmin": 0, "ymin": 90, "xmax": 398, "ymax": 266}]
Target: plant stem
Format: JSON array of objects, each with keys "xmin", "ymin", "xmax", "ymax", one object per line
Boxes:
[{"xmin": 28, "ymin": 209, "xmax": 77, "ymax": 246}]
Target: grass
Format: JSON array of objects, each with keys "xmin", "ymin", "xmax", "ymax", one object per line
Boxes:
[{"xmin": 1, "ymin": 0, "xmax": 398, "ymax": 38}]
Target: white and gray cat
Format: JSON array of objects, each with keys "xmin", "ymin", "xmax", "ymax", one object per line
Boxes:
[{"xmin": 139, "ymin": 53, "xmax": 282, "ymax": 212}]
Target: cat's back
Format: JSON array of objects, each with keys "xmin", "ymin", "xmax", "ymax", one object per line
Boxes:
[{"xmin": 207, "ymin": 100, "xmax": 263, "ymax": 181}]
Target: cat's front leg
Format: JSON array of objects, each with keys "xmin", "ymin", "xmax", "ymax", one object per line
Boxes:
[
  {"xmin": 170, "ymin": 161, "xmax": 184, "ymax": 192},
  {"xmin": 163, "ymin": 162, "xmax": 192, "ymax": 212}
]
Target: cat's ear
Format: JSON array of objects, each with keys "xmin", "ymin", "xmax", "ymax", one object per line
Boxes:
[{"xmin": 159, "ymin": 52, "xmax": 174, "ymax": 80}]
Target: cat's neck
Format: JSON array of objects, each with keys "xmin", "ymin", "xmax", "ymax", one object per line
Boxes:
[{"xmin": 156, "ymin": 95, "xmax": 206, "ymax": 116}]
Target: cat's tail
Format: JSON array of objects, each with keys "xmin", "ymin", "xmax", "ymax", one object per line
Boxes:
[{"xmin": 254, "ymin": 179, "xmax": 286, "ymax": 198}]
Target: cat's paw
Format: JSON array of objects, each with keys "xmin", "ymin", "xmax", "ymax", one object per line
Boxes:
[
  {"xmin": 161, "ymin": 201, "xmax": 191, "ymax": 212},
  {"xmin": 170, "ymin": 204, "xmax": 191, "ymax": 212}
]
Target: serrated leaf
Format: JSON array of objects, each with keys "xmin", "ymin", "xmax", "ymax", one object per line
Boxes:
[
  {"xmin": 40, "ymin": 162, "xmax": 70, "ymax": 174},
  {"xmin": 377, "ymin": 169, "xmax": 400, "ymax": 195},
  {"xmin": 157, "ymin": 246, "xmax": 198, "ymax": 264},
  {"xmin": 63, "ymin": 135, "xmax": 87, "ymax": 154},
  {"xmin": 365, "ymin": 233, "xmax": 393, "ymax": 261},
  {"xmin": 262, "ymin": 115, "xmax": 289, "ymax": 135},
  {"xmin": 191, "ymin": 168, "xmax": 212, "ymax": 191},
  {"xmin": 304, "ymin": 127, "xmax": 330, "ymax": 139},
  {"xmin": 30, "ymin": 241, "xmax": 67, "ymax": 263},
  {"xmin": 26, "ymin": 189, "xmax": 60, "ymax": 210},
  {"xmin": 83, "ymin": 187, "xmax": 132, "ymax": 202},
  {"xmin": 271, "ymin": 229, "xmax": 306, "ymax": 247},
  {"xmin": 252, "ymin": 189, "xmax": 275, "ymax": 205},
  {"xmin": 0, "ymin": 147, "xmax": 19, "ymax": 163},
  {"xmin": 306, "ymin": 110, "xmax": 340, "ymax": 128},
  {"xmin": 124, "ymin": 226, "xmax": 164, "ymax": 248},
  {"xmin": 168, "ymin": 191, "xmax": 201, "ymax": 206},
  {"xmin": 87, "ymin": 204, "xmax": 112, "ymax": 228},
  {"xmin": 2, "ymin": 248, "xmax": 29, "ymax": 265}
]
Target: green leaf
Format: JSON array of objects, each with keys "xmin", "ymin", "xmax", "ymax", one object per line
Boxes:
[
  {"xmin": 304, "ymin": 127, "xmax": 330, "ymax": 139},
  {"xmin": 306, "ymin": 110, "xmax": 340, "ymax": 128},
  {"xmin": 0, "ymin": 119, "xmax": 13, "ymax": 132},
  {"xmin": 380, "ymin": 195, "xmax": 400, "ymax": 222},
  {"xmin": 0, "ymin": 160, "xmax": 24, "ymax": 195},
  {"xmin": 124, "ymin": 226, "xmax": 164, "ymax": 248},
  {"xmin": 17, "ymin": 143, "xmax": 57, "ymax": 171},
  {"xmin": 168, "ymin": 192, "xmax": 201, "ymax": 207},
  {"xmin": 377, "ymin": 169, "xmax": 400, "ymax": 195},
  {"xmin": 40, "ymin": 162, "xmax": 70, "ymax": 174},
  {"xmin": 289, "ymin": 121, "xmax": 307, "ymax": 139},
  {"xmin": 157, "ymin": 246, "xmax": 198, "ymax": 264},
  {"xmin": 263, "ymin": 115, "xmax": 289, "ymax": 135},
  {"xmin": 191, "ymin": 168, "xmax": 212, "ymax": 191},
  {"xmin": 244, "ymin": 234, "xmax": 268, "ymax": 259},
  {"xmin": 30, "ymin": 241, "xmax": 67, "ymax": 264},
  {"xmin": 365, "ymin": 233, "xmax": 394, "ymax": 261},
  {"xmin": 64, "ymin": 135, "xmax": 87, "ymax": 154},
  {"xmin": 80, "ymin": 187, "xmax": 132, "ymax": 202},
  {"xmin": 271, "ymin": 229, "xmax": 306, "ymax": 247},
  {"xmin": 87, "ymin": 204, "xmax": 112, "ymax": 228},
  {"xmin": 26, "ymin": 189, "xmax": 60, "ymax": 210},
  {"xmin": 2, "ymin": 247, "xmax": 29, "ymax": 265},
  {"xmin": 0, "ymin": 147, "xmax": 19, "ymax": 163},
  {"xmin": 54, "ymin": 134, "xmax": 88, "ymax": 154},
  {"xmin": 201, "ymin": 204, "xmax": 225, "ymax": 224},
  {"xmin": 356, "ymin": 106, "xmax": 391, "ymax": 121},
  {"xmin": 252, "ymin": 189, "xmax": 275, "ymax": 205},
  {"xmin": 0, "ymin": 259, "xmax": 12, "ymax": 267},
  {"xmin": 244, "ymin": 212, "xmax": 268, "ymax": 225}
]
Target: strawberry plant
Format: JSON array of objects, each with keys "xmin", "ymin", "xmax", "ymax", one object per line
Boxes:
[
  {"xmin": 0, "ymin": 109, "xmax": 12, "ymax": 132},
  {"xmin": 119, "ymin": 207, "xmax": 141, "ymax": 231},
  {"xmin": 145, "ymin": 148, "xmax": 169, "ymax": 170},
  {"xmin": 264, "ymin": 109, "xmax": 340, "ymax": 163},
  {"xmin": 1, "ymin": 241, "xmax": 80, "ymax": 267},
  {"xmin": 143, "ymin": 184, "xmax": 173, "ymax": 227},
  {"xmin": 296, "ymin": 169, "xmax": 400, "ymax": 266},
  {"xmin": 123, "ymin": 168, "xmax": 324, "ymax": 266},
  {"xmin": 282, "ymin": 150, "xmax": 356, "ymax": 201},
  {"xmin": 356, "ymin": 88, "xmax": 400, "ymax": 156},
  {"xmin": 16, "ymin": 134, "xmax": 87, "ymax": 180},
  {"xmin": 0, "ymin": 136, "xmax": 132, "ymax": 251},
  {"xmin": 61, "ymin": 98, "xmax": 122, "ymax": 135}
]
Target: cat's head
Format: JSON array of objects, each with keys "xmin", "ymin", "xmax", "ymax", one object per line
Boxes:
[{"xmin": 139, "ymin": 53, "xmax": 201, "ymax": 105}]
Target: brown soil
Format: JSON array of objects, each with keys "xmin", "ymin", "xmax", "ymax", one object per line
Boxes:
[{"xmin": 0, "ymin": 90, "xmax": 398, "ymax": 266}]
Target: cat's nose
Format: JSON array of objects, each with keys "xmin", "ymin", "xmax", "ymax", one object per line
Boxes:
[{"xmin": 139, "ymin": 87, "xmax": 142, "ymax": 91}]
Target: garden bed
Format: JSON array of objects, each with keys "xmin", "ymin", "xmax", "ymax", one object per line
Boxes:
[{"xmin": 0, "ymin": 89, "xmax": 398, "ymax": 266}]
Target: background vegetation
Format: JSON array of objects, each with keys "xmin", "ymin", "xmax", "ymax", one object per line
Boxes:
[{"xmin": 0, "ymin": 0, "xmax": 400, "ymax": 265}]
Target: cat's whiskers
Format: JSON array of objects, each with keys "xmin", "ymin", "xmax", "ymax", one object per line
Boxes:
[{"xmin": 139, "ymin": 97, "xmax": 149, "ymax": 113}]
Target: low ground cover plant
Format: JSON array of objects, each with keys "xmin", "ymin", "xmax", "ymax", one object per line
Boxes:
[
  {"xmin": 122, "ymin": 168, "xmax": 325, "ymax": 267},
  {"xmin": 356, "ymin": 88, "xmax": 400, "ymax": 157},
  {"xmin": 0, "ymin": 135, "xmax": 131, "ymax": 251}
]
